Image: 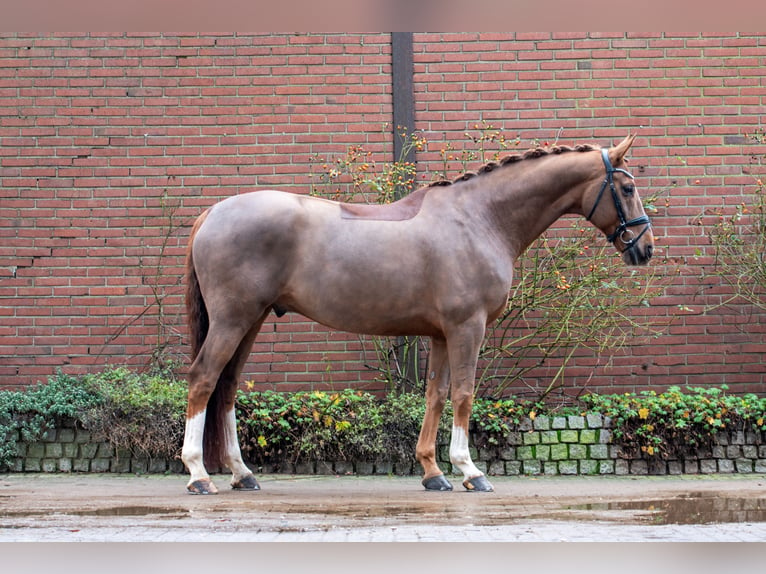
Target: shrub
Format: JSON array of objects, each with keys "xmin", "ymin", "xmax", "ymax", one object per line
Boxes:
[
  {"xmin": 470, "ymin": 396, "xmax": 545, "ymax": 444},
  {"xmin": 581, "ymin": 385, "xmax": 766, "ymax": 459},
  {"xmin": 237, "ymin": 389, "xmax": 385, "ymax": 466},
  {"xmin": 704, "ymin": 128, "xmax": 766, "ymax": 312},
  {"xmin": 78, "ymin": 367, "xmax": 187, "ymax": 460},
  {"xmin": 0, "ymin": 371, "xmax": 101, "ymax": 468}
]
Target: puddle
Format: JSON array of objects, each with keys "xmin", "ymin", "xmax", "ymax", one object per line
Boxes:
[
  {"xmin": 567, "ymin": 493, "xmax": 766, "ymax": 525},
  {"xmin": 0, "ymin": 506, "xmax": 188, "ymax": 519},
  {"xmin": 291, "ymin": 503, "xmax": 452, "ymax": 519},
  {"xmin": 70, "ymin": 506, "xmax": 189, "ymax": 518}
]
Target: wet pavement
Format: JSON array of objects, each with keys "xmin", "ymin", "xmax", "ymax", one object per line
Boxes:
[{"xmin": 2, "ymin": 472, "xmax": 766, "ymax": 541}]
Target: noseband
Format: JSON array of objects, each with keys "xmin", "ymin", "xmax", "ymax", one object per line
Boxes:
[{"xmin": 586, "ymin": 149, "xmax": 651, "ymax": 252}]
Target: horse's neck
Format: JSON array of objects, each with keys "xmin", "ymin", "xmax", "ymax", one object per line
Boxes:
[{"xmin": 474, "ymin": 156, "xmax": 592, "ymax": 259}]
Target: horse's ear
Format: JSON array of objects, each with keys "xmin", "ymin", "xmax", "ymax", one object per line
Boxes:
[{"xmin": 609, "ymin": 133, "xmax": 636, "ymax": 165}]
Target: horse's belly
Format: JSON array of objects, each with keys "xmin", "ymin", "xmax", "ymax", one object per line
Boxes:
[{"xmin": 280, "ymin": 277, "xmax": 441, "ymax": 337}]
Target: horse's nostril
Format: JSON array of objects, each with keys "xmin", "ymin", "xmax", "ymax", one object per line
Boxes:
[{"xmin": 646, "ymin": 244, "xmax": 654, "ymax": 259}]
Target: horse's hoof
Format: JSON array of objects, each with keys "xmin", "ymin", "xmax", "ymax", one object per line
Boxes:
[
  {"xmin": 462, "ymin": 475, "xmax": 494, "ymax": 492},
  {"xmin": 231, "ymin": 474, "xmax": 260, "ymax": 491},
  {"xmin": 187, "ymin": 479, "xmax": 219, "ymax": 495},
  {"xmin": 422, "ymin": 474, "xmax": 454, "ymax": 491}
]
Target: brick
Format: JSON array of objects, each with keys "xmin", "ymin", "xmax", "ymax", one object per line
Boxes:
[
  {"xmin": 550, "ymin": 444, "xmax": 569, "ymax": 460},
  {"xmin": 90, "ymin": 458, "xmax": 110, "ymax": 472},
  {"xmin": 684, "ymin": 460, "xmax": 700, "ymax": 474},
  {"xmin": 551, "ymin": 417, "xmax": 567, "ymax": 430},
  {"xmin": 58, "ymin": 429, "xmax": 76, "ymax": 442},
  {"xmin": 742, "ymin": 445, "xmax": 758, "ymax": 459},
  {"xmin": 26, "ymin": 444, "xmax": 45, "ymax": 458},
  {"xmin": 522, "ymin": 432, "xmax": 540, "ymax": 445},
  {"xmin": 532, "ymin": 416, "xmax": 550, "ymax": 430},
  {"xmin": 522, "ymin": 460, "xmax": 541, "ymax": 475},
  {"xmin": 535, "ymin": 445, "xmax": 551, "ymax": 461},
  {"xmin": 540, "ymin": 431, "xmax": 559, "ymax": 444},
  {"xmin": 586, "ymin": 414, "xmax": 603, "ymax": 428},
  {"xmin": 579, "ymin": 430, "xmax": 597, "ymax": 444},
  {"xmin": 517, "ymin": 446, "xmax": 534, "ymax": 460},
  {"xmin": 735, "ymin": 458, "xmax": 754, "ymax": 473},
  {"xmin": 45, "ymin": 443, "xmax": 63, "ymax": 458},
  {"xmin": 567, "ymin": 416, "xmax": 585, "ymax": 430},
  {"xmin": 498, "ymin": 446, "xmax": 516, "ymax": 461},
  {"xmin": 589, "ymin": 445, "xmax": 609, "ymax": 460},
  {"xmin": 488, "ymin": 460, "xmax": 505, "ymax": 476},
  {"xmin": 79, "ymin": 443, "xmax": 98, "ymax": 458},
  {"xmin": 579, "ymin": 460, "xmax": 598, "ymax": 475},
  {"xmin": 560, "ymin": 430, "xmax": 579, "ymax": 443},
  {"xmin": 62, "ymin": 443, "xmax": 78, "ymax": 458},
  {"xmin": 504, "ymin": 432, "xmax": 522, "ymax": 446},
  {"xmin": 148, "ymin": 458, "xmax": 169, "ymax": 473},
  {"xmin": 569, "ymin": 444, "xmax": 587, "ymax": 459}
]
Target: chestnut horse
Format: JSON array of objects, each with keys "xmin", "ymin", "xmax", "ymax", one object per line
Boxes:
[{"xmin": 181, "ymin": 134, "xmax": 653, "ymax": 494}]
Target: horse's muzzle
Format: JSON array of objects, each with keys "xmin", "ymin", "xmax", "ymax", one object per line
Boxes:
[{"xmin": 624, "ymin": 242, "xmax": 653, "ymax": 266}]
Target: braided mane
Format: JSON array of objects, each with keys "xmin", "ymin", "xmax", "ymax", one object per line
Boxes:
[{"xmin": 427, "ymin": 143, "xmax": 600, "ymax": 188}]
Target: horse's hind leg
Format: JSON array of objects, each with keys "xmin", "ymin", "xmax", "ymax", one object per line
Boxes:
[
  {"xmin": 182, "ymin": 315, "xmax": 262, "ymax": 494},
  {"xmin": 416, "ymin": 337, "xmax": 453, "ymax": 491},
  {"xmin": 218, "ymin": 314, "xmax": 268, "ymax": 490}
]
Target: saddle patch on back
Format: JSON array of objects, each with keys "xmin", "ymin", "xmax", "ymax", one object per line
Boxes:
[{"xmin": 339, "ymin": 189, "xmax": 428, "ymax": 221}]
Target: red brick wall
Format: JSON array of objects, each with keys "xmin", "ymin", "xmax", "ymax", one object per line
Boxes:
[{"xmin": 1, "ymin": 33, "xmax": 765, "ymax": 396}]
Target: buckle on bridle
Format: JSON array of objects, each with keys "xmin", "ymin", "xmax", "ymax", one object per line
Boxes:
[{"xmin": 587, "ymin": 148, "xmax": 651, "ymax": 253}]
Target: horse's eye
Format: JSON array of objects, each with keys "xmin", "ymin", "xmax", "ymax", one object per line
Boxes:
[{"xmin": 623, "ymin": 184, "xmax": 635, "ymax": 196}]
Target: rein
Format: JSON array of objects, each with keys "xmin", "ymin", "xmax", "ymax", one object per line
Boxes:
[{"xmin": 586, "ymin": 148, "xmax": 652, "ymax": 252}]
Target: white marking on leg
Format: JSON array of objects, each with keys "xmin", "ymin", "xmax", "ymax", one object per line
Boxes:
[
  {"xmin": 181, "ymin": 410, "xmax": 209, "ymax": 483},
  {"xmin": 223, "ymin": 407, "xmax": 253, "ymax": 482},
  {"xmin": 449, "ymin": 424, "xmax": 483, "ymax": 481}
]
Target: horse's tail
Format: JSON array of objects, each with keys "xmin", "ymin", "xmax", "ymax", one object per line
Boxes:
[
  {"xmin": 185, "ymin": 209, "xmax": 210, "ymax": 361},
  {"xmin": 185, "ymin": 209, "xmax": 225, "ymax": 470}
]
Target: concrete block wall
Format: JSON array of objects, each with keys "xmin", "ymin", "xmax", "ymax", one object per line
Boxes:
[{"xmin": 4, "ymin": 415, "xmax": 765, "ymax": 477}]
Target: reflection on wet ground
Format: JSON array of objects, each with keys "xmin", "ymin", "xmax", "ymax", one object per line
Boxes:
[
  {"xmin": 565, "ymin": 493, "xmax": 766, "ymax": 525},
  {"xmin": 1, "ymin": 506, "xmax": 188, "ymax": 519},
  {"xmin": 2, "ymin": 492, "xmax": 766, "ymax": 527},
  {"xmin": 271, "ymin": 492, "xmax": 766, "ymax": 527}
]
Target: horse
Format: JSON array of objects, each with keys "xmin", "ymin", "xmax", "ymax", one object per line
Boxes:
[{"xmin": 181, "ymin": 134, "xmax": 654, "ymax": 494}]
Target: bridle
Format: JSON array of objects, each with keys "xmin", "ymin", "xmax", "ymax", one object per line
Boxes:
[{"xmin": 586, "ymin": 148, "xmax": 652, "ymax": 252}]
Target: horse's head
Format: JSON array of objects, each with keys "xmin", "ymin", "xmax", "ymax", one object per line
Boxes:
[{"xmin": 584, "ymin": 134, "xmax": 654, "ymax": 265}]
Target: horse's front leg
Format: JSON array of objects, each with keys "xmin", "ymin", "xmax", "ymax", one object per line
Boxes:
[
  {"xmin": 416, "ymin": 337, "xmax": 453, "ymax": 491},
  {"xmin": 446, "ymin": 319, "xmax": 494, "ymax": 492}
]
